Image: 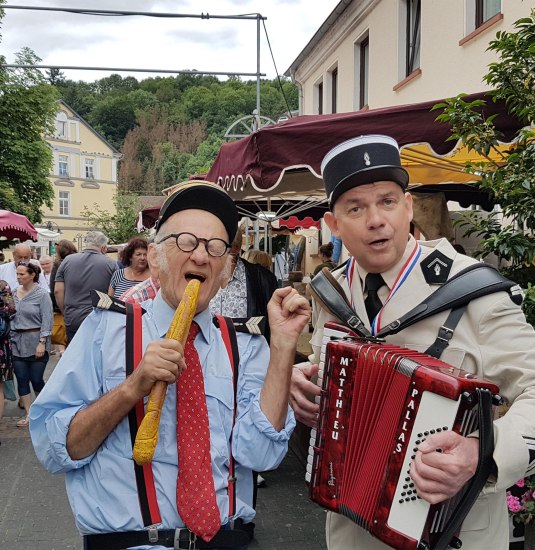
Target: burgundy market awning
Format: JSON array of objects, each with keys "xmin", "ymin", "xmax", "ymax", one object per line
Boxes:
[
  {"xmin": 0, "ymin": 210, "xmax": 38, "ymax": 241},
  {"xmin": 206, "ymin": 91, "xmax": 524, "ymax": 204},
  {"xmin": 277, "ymin": 216, "xmax": 320, "ymax": 230},
  {"xmin": 140, "ymin": 196, "xmax": 328, "ymax": 230}
]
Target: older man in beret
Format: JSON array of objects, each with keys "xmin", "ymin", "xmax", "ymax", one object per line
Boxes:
[
  {"xmin": 290, "ymin": 135, "xmax": 535, "ymax": 550},
  {"xmin": 31, "ymin": 181, "xmax": 310, "ymax": 550}
]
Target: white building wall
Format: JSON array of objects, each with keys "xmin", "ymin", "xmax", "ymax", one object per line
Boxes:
[{"xmin": 293, "ymin": 0, "xmax": 531, "ymax": 113}]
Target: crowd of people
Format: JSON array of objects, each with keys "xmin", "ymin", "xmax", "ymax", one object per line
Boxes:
[{"xmin": 0, "ymin": 133, "xmax": 533, "ymax": 550}]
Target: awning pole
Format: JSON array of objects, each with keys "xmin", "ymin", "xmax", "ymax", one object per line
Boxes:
[
  {"xmin": 254, "ymin": 219, "xmax": 260, "ymax": 249},
  {"xmin": 244, "ymin": 217, "xmax": 249, "ymax": 254}
]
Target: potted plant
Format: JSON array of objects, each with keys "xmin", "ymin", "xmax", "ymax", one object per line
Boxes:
[{"xmin": 507, "ymin": 475, "xmax": 535, "ymax": 547}]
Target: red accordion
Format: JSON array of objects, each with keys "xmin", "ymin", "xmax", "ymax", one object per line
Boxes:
[{"xmin": 307, "ymin": 323, "xmax": 499, "ymax": 550}]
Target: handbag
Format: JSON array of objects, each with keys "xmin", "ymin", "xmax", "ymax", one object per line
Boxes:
[
  {"xmin": 3, "ymin": 378, "xmax": 16, "ymax": 401},
  {"xmin": 51, "ymin": 311, "xmax": 67, "ymax": 346},
  {"xmin": 0, "ymin": 315, "xmax": 9, "ymax": 338}
]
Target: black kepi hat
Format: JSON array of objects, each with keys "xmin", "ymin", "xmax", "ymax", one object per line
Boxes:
[
  {"xmin": 154, "ymin": 180, "xmax": 238, "ymax": 242},
  {"xmin": 321, "ymin": 134, "xmax": 409, "ymax": 208}
]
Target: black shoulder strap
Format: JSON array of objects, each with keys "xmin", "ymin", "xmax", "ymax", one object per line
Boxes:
[
  {"xmin": 309, "ymin": 267, "xmax": 371, "ymax": 337},
  {"xmin": 310, "ymin": 263, "xmax": 522, "ymax": 340},
  {"xmin": 424, "ymin": 305, "xmax": 467, "ymax": 358},
  {"xmin": 91, "ymin": 289, "xmax": 146, "ymax": 315},
  {"xmin": 379, "ymin": 263, "xmax": 522, "ymax": 336}
]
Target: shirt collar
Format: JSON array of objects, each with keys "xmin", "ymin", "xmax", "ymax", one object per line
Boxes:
[
  {"xmin": 152, "ymin": 290, "xmax": 213, "ymax": 343},
  {"xmin": 230, "ymin": 256, "xmax": 246, "ymax": 283}
]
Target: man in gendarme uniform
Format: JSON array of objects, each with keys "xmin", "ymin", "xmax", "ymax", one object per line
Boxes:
[{"xmin": 290, "ymin": 135, "xmax": 535, "ymax": 550}]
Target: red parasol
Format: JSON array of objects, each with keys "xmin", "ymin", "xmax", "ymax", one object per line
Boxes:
[{"xmin": 0, "ymin": 210, "xmax": 38, "ymax": 241}]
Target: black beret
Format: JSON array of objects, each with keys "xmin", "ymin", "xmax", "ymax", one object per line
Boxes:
[
  {"xmin": 154, "ymin": 180, "xmax": 238, "ymax": 242},
  {"xmin": 321, "ymin": 135, "xmax": 409, "ymax": 208}
]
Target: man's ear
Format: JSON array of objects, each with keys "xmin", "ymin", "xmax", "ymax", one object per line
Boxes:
[
  {"xmin": 147, "ymin": 244, "xmax": 160, "ymax": 279},
  {"xmin": 405, "ymin": 191, "xmax": 414, "ymax": 223},
  {"xmin": 218, "ymin": 255, "xmax": 235, "ymax": 289},
  {"xmin": 324, "ymin": 211, "xmax": 340, "ymax": 238}
]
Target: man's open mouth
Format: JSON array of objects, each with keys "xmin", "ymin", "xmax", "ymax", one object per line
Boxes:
[
  {"xmin": 185, "ymin": 273, "xmax": 206, "ymax": 283},
  {"xmin": 369, "ymin": 238, "xmax": 388, "ymax": 246}
]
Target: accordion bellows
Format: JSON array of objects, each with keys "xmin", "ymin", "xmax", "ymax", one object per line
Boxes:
[{"xmin": 307, "ymin": 323, "xmax": 499, "ymax": 550}]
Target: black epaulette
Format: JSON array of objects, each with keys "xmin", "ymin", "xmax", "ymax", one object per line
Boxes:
[
  {"xmin": 91, "ymin": 289, "xmax": 146, "ymax": 315},
  {"xmin": 217, "ymin": 316, "xmax": 266, "ymax": 336},
  {"xmin": 91, "ymin": 290, "xmax": 263, "ymax": 333}
]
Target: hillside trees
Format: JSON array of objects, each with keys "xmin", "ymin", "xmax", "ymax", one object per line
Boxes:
[
  {"xmin": 118, "ymin": 109, "xmax": 207, "ymax": 194},
  {"xmin": 52, "ymin": 72, "xmax": 298, "ymax": 194},
  {"xmin": 89, "ymin": 89, "xmax": 158, "ymax": 149},
  {"xmin": 0, "ymin": 0, "xmax": 59, "ymax": 221}
]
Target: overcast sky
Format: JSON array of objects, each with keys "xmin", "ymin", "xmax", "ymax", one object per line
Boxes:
[{"xmin": 1, "ymin": 0, "xmax": 341, "ymax": 82}]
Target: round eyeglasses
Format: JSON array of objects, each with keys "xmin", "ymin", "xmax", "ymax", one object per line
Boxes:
[{"xmin": 158, "ymin": 232, "xmax": 230, "ymax": 258}]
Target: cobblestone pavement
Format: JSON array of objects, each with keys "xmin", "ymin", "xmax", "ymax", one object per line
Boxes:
[{"xmin": 0, "ymin": 355, "xmax": 327, "ymax": 550}]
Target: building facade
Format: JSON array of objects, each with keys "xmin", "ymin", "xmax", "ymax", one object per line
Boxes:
[
  {"xmin": 287, "ymin": 0, "xmax": 530, "ymax": 115},
  {"xmin": 38, "ymin": 101, "xmax": 121, "ymax": 254}
]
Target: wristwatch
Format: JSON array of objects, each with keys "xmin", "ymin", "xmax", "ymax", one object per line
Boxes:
[{"xmin": 39, "ymin": 337, "xmax": 46, "ymax": 344}]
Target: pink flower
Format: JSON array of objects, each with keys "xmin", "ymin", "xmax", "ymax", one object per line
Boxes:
[
  {"xmin": 507, "ymin": 495, "xmax": 523, "ymax": 513},
  {"xmin": 517, "ymin": 479, "xmax": 526, "ymax": 488}
]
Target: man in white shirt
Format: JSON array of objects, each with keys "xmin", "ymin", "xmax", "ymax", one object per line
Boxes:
[
  {"xmin": 39, "ymin": 255, "xmax": 53, "ymax": 289},
  {"xmin": 0, "ymin": 244, "xmax": 49, "ymax": 291}
]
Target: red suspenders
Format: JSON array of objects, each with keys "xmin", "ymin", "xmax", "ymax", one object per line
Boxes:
[
  {"xmin": 125, "ymin": 302, "xmax": 162, "ymax": 527},
  {"xmin": 215, "ymin": 314, "xmax": 240, "ymax": 520},
  {"xmin": 125, "ymin": 305, "xmax": 239, "ymax": 527}
]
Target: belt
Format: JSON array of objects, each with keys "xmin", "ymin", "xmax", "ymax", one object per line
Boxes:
[
  {"xmin": 84, "ymin": 526, "xmax": 250, "ymax": 550},
  {"xmin": 12, "ymin": 327, "xmax": 40, "ymax": 333}
]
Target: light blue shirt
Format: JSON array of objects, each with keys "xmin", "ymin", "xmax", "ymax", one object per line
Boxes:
[{"xmin": 30, "ymin": 292, "xmax": 295, "ymax": 546}]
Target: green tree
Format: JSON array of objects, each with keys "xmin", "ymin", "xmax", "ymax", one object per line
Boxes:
[
  {"xmin": 0, "ymin": 3, "xmax": 59, "ymax": 222},
  {"xmin": 80, "ymin": 193, "xmax": 146, "ymax": 244},
  {"xmin": 95, "ymin": 74, "xmax": 139, "ymax": 96},
  {"xmin": 55, "ymin": 79, "xmax": 97, "ymax": 119},
  {"xmin": 46, "ymin": 67, "xmax": 66, "ymax": 86},
  {"xmin": 88, "ymin": 90, "xmax": 158, "ymax": 149},
  {"xmin": 434, "ymin": 9, "xmax": 535, "ymax": 324},
  {"xmin": 180, "ymin": 134, "xmax": 225, "ymax": 179}
]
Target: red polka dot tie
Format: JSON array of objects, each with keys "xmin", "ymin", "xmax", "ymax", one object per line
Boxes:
[{"xmin": 176, "ymin": 322, "xmax": 220, "ymax": 542}]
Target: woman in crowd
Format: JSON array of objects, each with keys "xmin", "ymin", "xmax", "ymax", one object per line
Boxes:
[
  {"xmin": 108, "ymin": 237, "xmax": 150, "ymax": 298},
  {"xmin": 312, "ymin": 242, "xmax": 336, "ymax": 276},
  {"xmin": 11, "ymin": 262, "xmax": 53, "ymax": 427},
  {"xmin": 0, "ymin": 281, "xmax": 16, "ymax": 441},
  {"xmin": 49, "ymin": 240, "xmax": 77, "ymax": 356}
]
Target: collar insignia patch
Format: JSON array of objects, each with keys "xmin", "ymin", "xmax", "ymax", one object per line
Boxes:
[{"xmin": 421, "ymin": 250, "xmax": 453, "ymax": 284}]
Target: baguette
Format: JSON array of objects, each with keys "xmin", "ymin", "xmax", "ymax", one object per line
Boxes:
[{"xmin": 133, "ymin": 278, "xmax": 201, "ymax": 465}]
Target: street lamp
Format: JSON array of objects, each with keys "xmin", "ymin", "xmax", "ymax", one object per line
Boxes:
[
  {"xmin": 73, "ymin": 233, "xmax": 84, "ymax": 251},
  {"xmin": 42, "ymin": 221, "xmax": 61, "ymax": 233}
]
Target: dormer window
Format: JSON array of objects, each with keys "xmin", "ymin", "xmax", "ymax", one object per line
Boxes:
[{"xmin": 56, "ymin": 111, "xmax": 69, "ymax": 139}]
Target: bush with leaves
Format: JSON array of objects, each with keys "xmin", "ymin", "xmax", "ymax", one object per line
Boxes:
[{"xmin": 81, "ymin": 193, "xmax": 147, "ymax": 245}]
